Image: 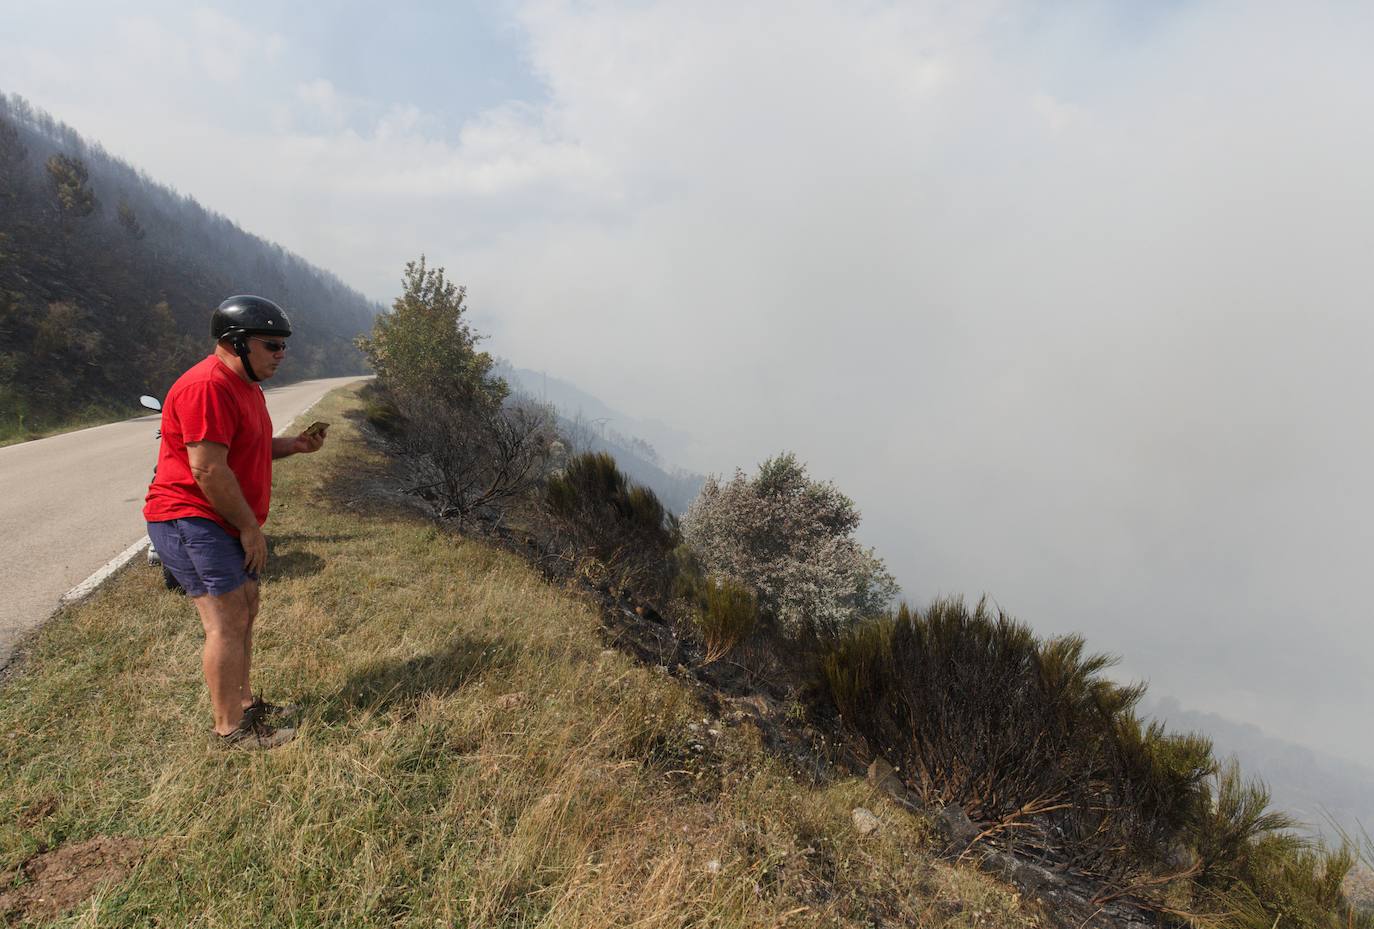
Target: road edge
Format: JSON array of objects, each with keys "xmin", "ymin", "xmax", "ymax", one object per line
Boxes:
[
  {"xmin": 1, "ymin": 382, "xmax": 361, "ymax": 683},
  {"xmin": 58, "ymin": 535, "xmax": 153, "ymax": 609}
]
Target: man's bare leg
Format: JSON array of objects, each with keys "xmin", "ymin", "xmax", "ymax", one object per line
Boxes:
[
  {"xmin": 239, "ymin": 580, "xmax": 260, "ymax": 715},
  {"xmin": 192, "ymin": 585, "xmax": 254, "ymax": 735}
]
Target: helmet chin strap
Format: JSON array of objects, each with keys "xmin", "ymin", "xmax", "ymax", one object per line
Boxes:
[{"xmin": 231, "ymin": 336, "xmax": 262, "ymax": 382}]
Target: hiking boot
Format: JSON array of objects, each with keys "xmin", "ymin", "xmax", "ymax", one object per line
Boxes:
[
  {"xmin": 243, "ymin": 694, "xmax": 301, "ymax": 727},
  {"xmin": 214, "ymin": 713, "xmax": 296, "ymax": 751}
]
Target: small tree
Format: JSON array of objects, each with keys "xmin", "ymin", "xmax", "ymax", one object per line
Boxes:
[
  {"xmin": 681, "ymin": 452, "xmax": 898, "ymax": 639},
  {"xmin": 0, "ymin": 116, "xmax": 26, "ymax": 193},
  {"xmin": 358, "ymin": 258, "xmax": 557, "ymax": 525},
  {"xmin": 117, "ymin": 198, "xmax": 145, "ymax": 239},
  {"xmin": 357, "ymin": 255, "xmax": 505, "ymax": 411},
  {"xmin": 45, "ymin": 153, "xmax": 96, "ymax": 217}
]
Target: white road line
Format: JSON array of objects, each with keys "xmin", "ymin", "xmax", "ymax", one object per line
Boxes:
[
  {"xmin": 279, "ymin": 398, "xmax": 322, "ymax": 436},
  {"xmin": 54, "ymin": 392, "xmax": 331, "ymax": 610},
  {"xmin": 59, "ymin": 535, "xmax": 152, "ymax": 608}
]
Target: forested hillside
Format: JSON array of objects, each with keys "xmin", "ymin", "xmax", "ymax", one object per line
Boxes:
[{"xmin": 0, "ymin": 92, "xmax": 379, "ymax": 437}]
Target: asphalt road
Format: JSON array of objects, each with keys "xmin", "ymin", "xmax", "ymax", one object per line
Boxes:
[{"xmin": 0, "ymin": 374, "xmax": 368, "ymax": 668}]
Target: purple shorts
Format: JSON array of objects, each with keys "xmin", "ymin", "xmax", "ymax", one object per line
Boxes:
[{"xmin": 146, "ymin": 517, "xmax": 258, "ymax": 598}]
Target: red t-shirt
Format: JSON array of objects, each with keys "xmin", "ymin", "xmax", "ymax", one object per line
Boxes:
[{"xmin": 143, "ymin": 355, "xmax": 274, "ymax": 537}]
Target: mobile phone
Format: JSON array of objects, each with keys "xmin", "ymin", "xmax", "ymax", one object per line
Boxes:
[{"xmin": 303, "ymin": 420, "xmax": 330, "ymax": 438}]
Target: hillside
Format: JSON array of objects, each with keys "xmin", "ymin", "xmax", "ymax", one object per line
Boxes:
[
  {"xmin": 0, "ymin": 93, "xmax": 379, "ymax": 440},
  {"xmin": 5, "ymin": 381, "xmax": 1371, "ymax": 926},
  {"xmin": 0, "ymin": 385, "xmax": 1035, "ymax": 927}
]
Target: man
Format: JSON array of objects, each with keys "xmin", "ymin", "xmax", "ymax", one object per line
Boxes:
[{"xmin": 144, "ymin": 295, "xmax": 326, "ymax": 750}]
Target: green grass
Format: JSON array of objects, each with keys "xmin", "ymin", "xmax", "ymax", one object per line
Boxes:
[
  {"xmin": 0, "ymin": 404, "xmax": 144, "ymax": 447},
  {"xmin": 0, "ymin": 385, "xmax": 1036, "ymax": 928}
]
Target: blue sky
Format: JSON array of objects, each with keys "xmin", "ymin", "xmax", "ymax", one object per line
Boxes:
[
  {"xmin": 239, "ymin": 1, "xmax": 546, "ymax": 133},
  {"xmin": 4, "ymin": 1, "xmax": 1374, "ymax": 772},
  {"xmin": 3, "ymin": 1, "xmax": 546, "ymax": 135}
]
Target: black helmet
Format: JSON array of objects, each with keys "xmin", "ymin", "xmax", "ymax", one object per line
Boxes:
[
  {"xmin": 211, "ymin": 295, "xmax": 291, "ymax": 382},
  {"xmin": 210, "ymin": 295, "xmax": 292, "ymax": 341}
]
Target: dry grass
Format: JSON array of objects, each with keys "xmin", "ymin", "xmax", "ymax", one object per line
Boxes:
[{"xmin": 0, "ymin": 386, "xmax": 1039, "ymax": 928}]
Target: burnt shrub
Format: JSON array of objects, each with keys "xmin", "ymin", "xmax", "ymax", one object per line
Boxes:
[
  {"xmin": 547, "ymin": 452, "xmax": 672, "ymax": 542},
  {"xmin": 545, "ymin": 451, "xmax": 678, "ymax": 594},
  {"xmin": 822, "ymin": 598, "xmax": 1370, "ymax": 924},
  {"xmin": 823, "ymin": 598, "xmax": 1213, "ymax": 876},
  {"xmin": 398, "ymin": 390, "xmax": 557, "ymax": 524}
]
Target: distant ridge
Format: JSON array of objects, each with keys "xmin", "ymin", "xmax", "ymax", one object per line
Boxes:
[
  {"xmin": 497, "ymin": 362, "xmax": 705, "ymax": 514},
  {"xmin": 1145, "ymin": 695, "xmax": 1374, "ymax": 842},
  {"xmin": 0, "ymin": 92, "xmax": 380, "ymax": 434}
]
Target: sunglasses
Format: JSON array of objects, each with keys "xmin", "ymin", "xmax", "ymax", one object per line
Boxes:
[{"xmin": 250, "ymin": 336, "xmax": 288, "ymax": 353}]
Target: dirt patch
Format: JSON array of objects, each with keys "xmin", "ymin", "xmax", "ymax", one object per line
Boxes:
[
  {"xmin": 16, "ymin": 796, "xmax": 59, "ymax": 829},
  {"xmin": 0, "ymin": 836, "xmax": 147, "ymax": 924}
]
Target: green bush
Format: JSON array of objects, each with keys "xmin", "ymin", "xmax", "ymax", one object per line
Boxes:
[
  {"xmin": 1186, "ymin": 763, "xmax": 1368, "ymax": 928},
  {"xmin": 697, "ymin": 578, "xmax": 758, "ymax": 664},
  {"xmin": 357, "ymin": 261, "xmax": 553, "ymax": 523},
  {"xmin": 669, "ymin": 544, "xmax": 707, "ymax": 603}
]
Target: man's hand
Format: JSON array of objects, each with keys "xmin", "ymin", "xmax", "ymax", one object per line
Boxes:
[
  {"xmin": 273, "ymin": 429, "xmax": 326, "ymax": 459},
  {"xmin": 293, "ymin": 428, "xmax": 326, "ymax": 454},
  {"xmin": 241, "ymin": 525, "xmax": 268, "ymax": 574}
]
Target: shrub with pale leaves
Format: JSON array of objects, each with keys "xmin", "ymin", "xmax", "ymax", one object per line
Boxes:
[{"xmin": 680, "ymin": 452, "xmax": 898, "ymax": 639}]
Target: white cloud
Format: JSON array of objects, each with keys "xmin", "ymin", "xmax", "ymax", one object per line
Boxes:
[
  {"xmin": 294, "ymin": 78, "xmax": 353, "ymax": 129},
  {"xmin": 192, "ymin": 7, "xmax": 284, "ymax": 83},
  {"xmin": 375, "ymin": 103, "xmax": 427, "ymax": 142},
  {"xmin": 1031, "ymin": 92, "xmax": 1080, "ymax": 130}
]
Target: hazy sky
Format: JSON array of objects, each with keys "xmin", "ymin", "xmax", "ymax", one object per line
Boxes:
[{"xmin": 4, "ymin": 1, "xmax": 1372, "ymax": 767}]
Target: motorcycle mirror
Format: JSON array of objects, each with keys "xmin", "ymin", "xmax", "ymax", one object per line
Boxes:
[{"xmin": 139, "ymin": 395, "xmax": 162, "ymax": 412}]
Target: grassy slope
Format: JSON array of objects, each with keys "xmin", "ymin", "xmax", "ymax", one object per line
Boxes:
[{"xmin": 0, "ymin": 386, "xmax": 1035, "ymax": 928}]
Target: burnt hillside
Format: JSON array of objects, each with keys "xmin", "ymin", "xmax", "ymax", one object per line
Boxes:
[{"xmin": 0, "ymin": 92, "xmax": 379, "ymax": 434}]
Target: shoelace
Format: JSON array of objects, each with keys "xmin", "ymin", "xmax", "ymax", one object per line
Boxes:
[
  {"xmin": 244, "ymin": 697, "xmax": 271, "ymax": 724},
  {"xmin": 245, "ymin": 710, "xmax": 276, "ymax": 739}
]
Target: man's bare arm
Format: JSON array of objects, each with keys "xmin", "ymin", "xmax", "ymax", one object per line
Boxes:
[{"xmin": 187, "ymin": 441, "xmax": 267, "ymax": 572}]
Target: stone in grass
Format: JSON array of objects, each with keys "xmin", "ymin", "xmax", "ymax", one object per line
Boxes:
[
  {"xmin": 866, "ymin": 755, "xmax": 927, "ymax": 813},
  {"xmin": 936, "ymin": 804, "xmax": 981, "ymax": 855},
  {"xmin": 867, "ymin": 755, "xmax": 905, "ymax": 796},
  {"xmin": 852, "ymin": 807, "xmax": 881, "ymax": 835}
]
